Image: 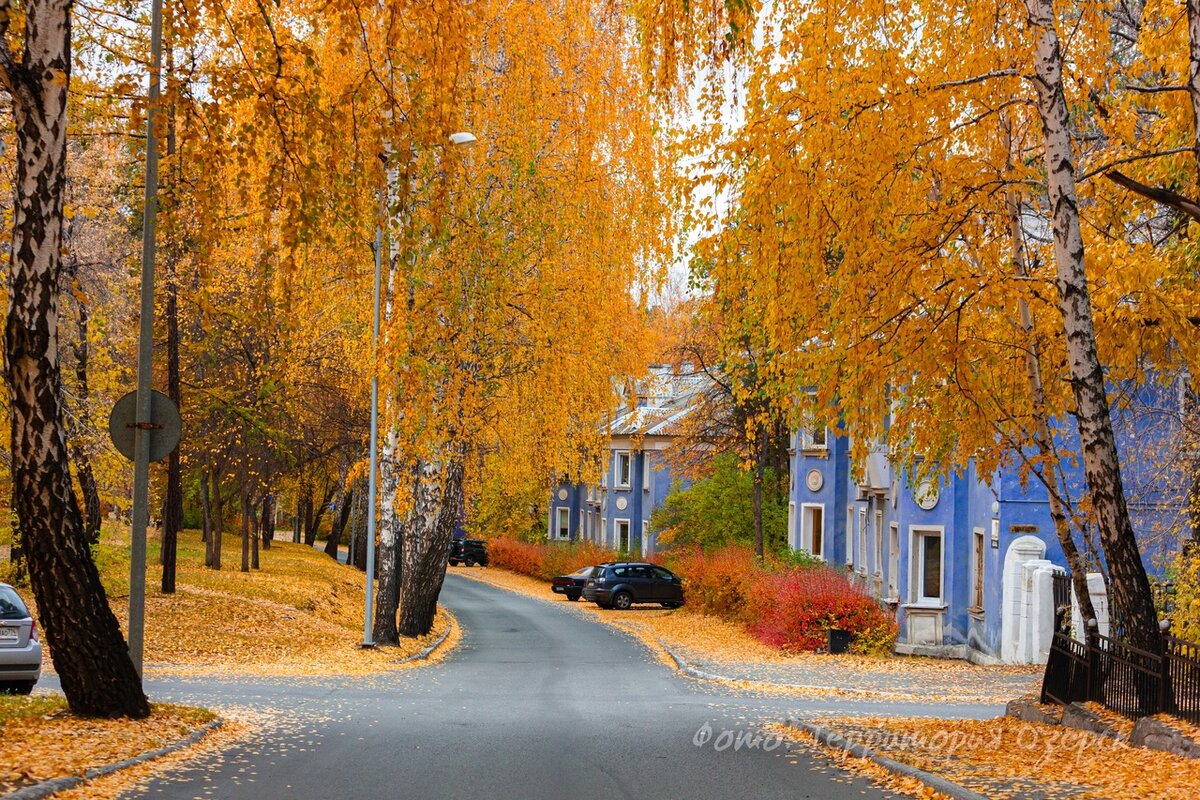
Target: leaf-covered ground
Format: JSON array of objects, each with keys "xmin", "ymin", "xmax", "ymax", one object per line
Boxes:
[
  {"xmin": 28, "ymin": 526, "xmax": 455, "ymax": 676},
  {"xmin": 0, "ymin": 695, "xmax": 216, "ymax": 796},
  {"xmin": 453, "ymin": 565, "xmax": 1039, "ymax": 703},
  {"xmin": 779, "ymin": 715, "xmax": 1200, "ymax": 799}
]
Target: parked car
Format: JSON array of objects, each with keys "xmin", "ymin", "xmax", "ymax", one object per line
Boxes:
[
  {"xmin": 0, "ymin": 583, "xmax": 41, "ymax": 695},
  {"xmin": 448, "ymin": 539, "xmax": 489, "ymax": 567},
  {"xmin": 550, "ymin": 566, "xmax": 595, "ymax": 601},
  {"xmin": 583, "ymin": 562, "xmax": 684, "ymax": 610}
]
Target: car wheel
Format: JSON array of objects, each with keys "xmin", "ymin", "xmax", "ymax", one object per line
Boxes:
[
  {"xmin": 449, "ymin": 560, "xmax": 459, "ymax": 567},
  {"xmin": 464, "ymin": 557, "xmax": 476, "ymax": 567},
  {"xmin": 612, "ymin": 591, "xmax": 633, "ymax": 611},
  {"xmin": 14, "ymin": 681, "xmax": 33, "ymax": 696},
  {"xmin": 566, "ymin": 592, "xmax": 580, "ymax": 602}
]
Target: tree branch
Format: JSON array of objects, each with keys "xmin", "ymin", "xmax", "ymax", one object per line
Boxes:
[{"xmin": 1103, "ymin": 169, "xmax": 1200, "ymax": 222}]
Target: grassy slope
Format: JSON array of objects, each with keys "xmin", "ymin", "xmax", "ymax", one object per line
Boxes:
[{"xmin": 16, "ymin": 524, "xmax": 451, "ymax": 675}]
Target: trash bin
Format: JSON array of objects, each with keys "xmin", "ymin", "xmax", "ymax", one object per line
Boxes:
[{"xmin": 827, "ymin": 628, "xmax": 851, "ymax": 654}]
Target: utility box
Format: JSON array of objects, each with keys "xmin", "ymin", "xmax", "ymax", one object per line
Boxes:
[{"xmin": 827, "ymin": 628, "xmax": 851, "ymax": 654}]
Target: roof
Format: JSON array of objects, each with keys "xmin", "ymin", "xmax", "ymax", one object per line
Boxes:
[{"xmin": 609, "ymin": 366, "xmax": 708, "ymax": 438}]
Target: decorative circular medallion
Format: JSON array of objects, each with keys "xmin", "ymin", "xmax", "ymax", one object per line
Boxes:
[
  {"xmin": 557, "ymin": 488, "xmax": 568, "ymax": 501},
  {"xmin": 616, "ymin": 497, "xmax": 629, "ymax": 511},
  {"xmin": 914, "ymin": 480, "xmax": 939, "ymax": 511},
  {"xmin": 805, "ymin": 469, "xmax": 824, "ymax": 492}
]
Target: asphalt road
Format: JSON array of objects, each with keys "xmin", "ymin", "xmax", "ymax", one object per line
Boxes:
[{"xmin": 92, "ymin": 573, "xmax": 977, "ymax": 800}]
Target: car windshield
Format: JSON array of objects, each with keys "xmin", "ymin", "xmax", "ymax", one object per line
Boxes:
[
  {"xmin": 0, "ymin": 586, "xmax": 29, "ymax": 620},
  {"xmin": 571, "ymin": 567, "xmax": 593, "ymax": 578}
]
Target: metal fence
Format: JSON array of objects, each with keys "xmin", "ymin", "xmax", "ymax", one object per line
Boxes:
[{"xmin": 1042, "ymin": 617, "xmax": 1200, "ymax": 725}]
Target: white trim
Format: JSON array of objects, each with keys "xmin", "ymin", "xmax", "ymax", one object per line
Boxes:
[
  {"xmin": 909, "ymin": 525, "xmax": 946, "ymax": 606},
  {"xmin": 845, "ymin": 507, "xmax": 854, "ymax": 566},
  {"xmin": 887, "ymin": 522, "xmax": 900, "ymax": 599},
  {"xmin": 601, "ymin": 516, "xmax": 607, "ymax": 545},
  {"xmin": 800, "ymin": 502, "xmax": 825, "ymax": 560},
  {"xmin": 970, "ymin": 527, "xmax": 986, "ymax": 611},
  {"xmin": 857, "ymin": 509, "xmax": 868, "ymax": 575},
  {"xmin": 615, "ymin": 451, "xmax": 632, "ymax": 489},
  {"xmin": 873, "ymin": 510, "xmax": 884, "ymax": 576},
  {"xmin": 642, "ymin": 454, "xmax": 651, "ymax": 491},
  {"xmin": 788, "ymin": 502, "xmax": 797, "ymax": 550},
  {"xmin": 615, "ymin": 518, "xmax": 631, "ymax": 552}
]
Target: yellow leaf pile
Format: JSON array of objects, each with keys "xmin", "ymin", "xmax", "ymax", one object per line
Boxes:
[{"xmin": 0, "ymin": 697, "xmax": 214, "ymax": 796}]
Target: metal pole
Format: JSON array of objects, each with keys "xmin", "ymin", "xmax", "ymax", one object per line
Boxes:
[
  {"xmin": 129, "ymin": 0, "xmax": 165, "ymax": 678},
  {"xmin": 363, "ymin": 188, "xmax": 383, "ymax": 648}
]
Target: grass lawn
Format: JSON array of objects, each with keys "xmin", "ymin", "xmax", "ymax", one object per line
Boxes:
[
  {"xmin": 0, "ymin": 695, "xmax": 216, "ymax": 796},
  {"xmin": 10, "ymin": 523, "xmax": 454, "ymax": 676}
]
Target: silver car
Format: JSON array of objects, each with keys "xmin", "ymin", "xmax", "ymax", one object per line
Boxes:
[{"xmin": 0, "ymin": 582, "xmax": 41, "ymax": 694}]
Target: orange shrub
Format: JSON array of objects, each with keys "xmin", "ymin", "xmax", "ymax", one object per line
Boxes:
[
  {"xmin": 486, "ymin": 538, "xmax": 618, "ymax": 581},
  {"xmin": 663, "ymin": 545, "xmax": 764, "ymax": 622}
]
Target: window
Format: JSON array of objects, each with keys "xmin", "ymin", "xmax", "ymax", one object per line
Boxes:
[
  {"xmin": 801, "ymin": 504, "xmax": 824, "ymax": 559},
  {"xmin": 971, "ymin": 528, "xmax": 985, "ymax": 611},
  {"xmin": 556, "ymin": 507, "xmax": 570, "ymax": 540},
  {"xmin": 643, "ymin": 457, "xmax": 651, "ymax": 491},
  {"xmin": 802, "ymin": 392, "xmax": 828, "ymax": 450},
  {"xmin": 846, "ymin": 508, "xmax": 855, "ymax": 567},
  {"xmin": 788, "ymin": 502, "xmax": 798, "ymax": 550},
  {"xmin": 873, "ymin": 511, "xmax": 884, "ymax": 576},
  {"xmin": 857, "ymin": 510, "xmax": 868, "ymax": 575},
  {"xmin": 911, "ymin": 527, "xmax": 944, "ymax": 605},
  {"xmin": 615, "ymin": 451, "xmax": 632, "ymax": 488},
  {"xmin": 888, "ymin": 523, "xmax": 900, "ymax": 599},
  {"xmin": 616, "ymin": 519, "xmax": 631, "ymax": 552}
]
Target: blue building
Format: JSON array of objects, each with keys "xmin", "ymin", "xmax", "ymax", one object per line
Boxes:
[
  {"xmin": 549, "ymin": 366, "xmax": 704, "ymax": 555},
  {"xmin": 787, "ymin": 376, "xmax": 1195, "ymax": 663}
]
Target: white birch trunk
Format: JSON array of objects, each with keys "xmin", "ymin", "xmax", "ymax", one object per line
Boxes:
[{"xmin": 1024, "ymin": 0, "xmax": 1161, "ymax": 653}]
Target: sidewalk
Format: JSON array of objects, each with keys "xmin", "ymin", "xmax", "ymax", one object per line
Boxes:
[
  {"xmin": 783, "ymin": 712, "xmax": 1200, "ymax": 800},
  {"xmin": 660, "ymin": 639, "xmax": 1040, "ymax": 704}
]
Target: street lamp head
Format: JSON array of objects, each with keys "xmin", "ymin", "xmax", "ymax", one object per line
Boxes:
[{"xmin": 448, "ymin": 131, "xmax": 477, "ymax": 146}]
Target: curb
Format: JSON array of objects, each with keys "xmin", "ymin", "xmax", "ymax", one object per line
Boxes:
[
  {"xmin": 2, "ymin": 718, "xmax": 224, "ymax": 800},
  {"xmin": 784, "ymin": 717, "xmax": 988, "ymax": 800},
  {"xmin": 394, "ymin": 616, "xmax": 455, "ymax": 664},
  {"xmin": 656, "ymin": 639, "xmax": 1005, "ymax": 705}
]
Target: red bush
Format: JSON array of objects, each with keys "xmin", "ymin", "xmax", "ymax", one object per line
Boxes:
[{"xmin": 746, "ymin": 567, "xmax": 898, "ymax": 655}]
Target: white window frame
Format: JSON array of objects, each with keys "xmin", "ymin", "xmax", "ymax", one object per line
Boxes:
[
  {"xmin": 857, "ymin": 509, "xmax": 868, "ymax": 575},
  {"xmin": 800, "ymin": 502, "xmax": 825, "ymax": 560},
  {"xmin": 873, "ymin": 511, "xmax": 884, "ymax": 577},
  {"xmin": 909, "ymin": 525, "xmax": 946, "ymax": 606},
  {"xmin": 888, "ymin": 522, "xmax": 900, "ymax": 599},
  {"xmin": 845, "ymin": 507, "xmax": 855, "ymax": 567},
  {"xmin": 555, "ymin": 507, "xmax": 571, "ymax": 541},
  {"xmin": 788, "ymin": 502, "xmax": 798, "ymax": 550},
  {"xmin": 802, "ymin": 392, "xmax": 829, "ymax": 450},
  {"xmin": 971, "ymin": 527, "xmax": 986, "ymax": 612},
  {"xmin": 616, "ymin": 518, "xmax": 631, "ymax": 552},
  {"xmin": 615, "ymin": 451, "xmax": 632, "ymax": 489}
]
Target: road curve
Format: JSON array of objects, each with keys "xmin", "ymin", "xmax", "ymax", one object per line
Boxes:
[{"xmin": 108, "ymin": 572, "xmax": 906, "ymax": 799}]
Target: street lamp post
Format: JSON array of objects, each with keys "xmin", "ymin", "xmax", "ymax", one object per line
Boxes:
[
  {"xmin": 362, "ymin": 131, "xmax": 477, "ymax": 646},
  {"xmin": 128, "ymin": 0, "xmax": 165, "ymax": 678}
]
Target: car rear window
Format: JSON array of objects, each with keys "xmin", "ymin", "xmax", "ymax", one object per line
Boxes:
[
  {"xmin": 572, "ymin": 567, "xmax": 593, "ymax": 578},
  {"xmin": 0, "ymin": 586, "xmax": 29, "ymax": 620}
]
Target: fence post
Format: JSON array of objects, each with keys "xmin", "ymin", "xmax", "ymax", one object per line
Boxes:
[
  {"xmin": 1086, "ymin": 618, "xmax": 1099, "ymax": 702},
  {"xmin": 1159, "ymin": 621, "xmax": 1172, "ymax": 715}
]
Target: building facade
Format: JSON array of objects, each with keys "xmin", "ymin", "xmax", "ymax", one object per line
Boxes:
[
  {"xmin": 549, "ymin": 367, "xmax": 703, "ymax": 555},
  {"xmin": 787, "ymin": 376, "xmax": 1195, "ymax": 663}
]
